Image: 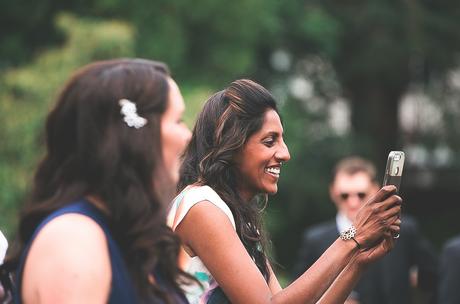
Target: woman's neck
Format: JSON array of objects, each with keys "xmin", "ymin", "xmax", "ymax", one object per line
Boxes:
[{"xmin": 237, "ymin": 188, "xmax": 256, "ymax": 203}]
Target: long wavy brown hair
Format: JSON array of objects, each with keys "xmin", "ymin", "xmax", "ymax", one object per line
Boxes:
[
  {"xmin": 3, "ymin": 58, "xmax": 191, "ymax": 302},
  {"xmin": 178, "ymin": 79, "xmax": 279, "ymax": 281}
]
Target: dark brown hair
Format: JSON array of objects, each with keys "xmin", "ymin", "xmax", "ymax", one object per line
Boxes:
[
  {"xmin": 179, "ymin": 79, "xmax": 279, "ymax": 281},
  {"xmin": 3, "ymin": 58, "xmax": 190, "ymax": 302}
]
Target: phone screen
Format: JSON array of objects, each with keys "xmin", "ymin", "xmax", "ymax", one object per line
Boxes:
[{"xmin": 383, "ymin": 151, "xmax": 405, "ymax": 192}]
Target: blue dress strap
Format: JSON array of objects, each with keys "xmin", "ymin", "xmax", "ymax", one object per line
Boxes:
[{"xmin": 14, "ymin": 199, "xmax": 138, "ymax": 303}]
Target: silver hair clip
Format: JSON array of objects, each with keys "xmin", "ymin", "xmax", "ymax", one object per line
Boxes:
[{"xmin": 119, "ymin": 99, "xmax": 147, "ymax": 129}]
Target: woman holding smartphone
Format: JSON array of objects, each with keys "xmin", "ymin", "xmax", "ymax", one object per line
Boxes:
[{"xmin": 168, "ymin": 79, "xmax": 402, "ymax": 304}]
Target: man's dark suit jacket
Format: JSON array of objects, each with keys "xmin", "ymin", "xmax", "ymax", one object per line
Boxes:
[
  {"xmin": 292, "ymin": 216, "xmax": 438, "ymax": 304},
  {"xmin": 439, "ymin": 235, "xmax": 460, "ymax": 304}
]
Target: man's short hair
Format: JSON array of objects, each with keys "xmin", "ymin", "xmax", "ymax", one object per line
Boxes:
[{"xmin": 332, "ymin": 156, "xmax": 377, "ymax": 183}]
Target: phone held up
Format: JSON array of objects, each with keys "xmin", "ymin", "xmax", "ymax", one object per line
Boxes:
[{"xmin": 383, "ymin": 151, "xmax": 405, "ymax": 193}]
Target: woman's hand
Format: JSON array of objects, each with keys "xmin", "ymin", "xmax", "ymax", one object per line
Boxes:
[
  {"xmin": 352, "ymin": 185, "xmax": 402, "ymax": 249},
  {"xmin": 355, "ymin": 230, "xmax": 397, "ymax": 266}
]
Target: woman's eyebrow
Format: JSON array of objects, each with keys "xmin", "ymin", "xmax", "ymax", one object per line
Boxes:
[
  {"xmin": 260, "ymin": 131, "xmax": 282, "ymax": 141},
  {"xmin": 266, "ymin": 130, "xmax": 283, "ymax": 137}
]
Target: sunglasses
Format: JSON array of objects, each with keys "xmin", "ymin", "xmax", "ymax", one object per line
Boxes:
[{"xmin": 339, "ymin": 192, "xmax": 367, "ymax": 201}]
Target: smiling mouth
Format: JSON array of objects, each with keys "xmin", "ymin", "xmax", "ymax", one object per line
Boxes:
[{"xmin": 265, "ymin": 166, "xmax": 280, "ymax": 178}]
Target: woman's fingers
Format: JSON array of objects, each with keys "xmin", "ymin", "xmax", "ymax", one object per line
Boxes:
[
  {"xmin": 369, "ymin": 185, "xmax": 398, "ymax": 204},
  {"xmin": 379, "ymin": 194, "xmax": 403, "ymax": 211},
  {"xmin": 377, "ymin": 214, "xmax": 401, "ymax": 235},
  {"xmin": 388, "ymin": 224, "xmax": 400, "ymax": 234},
  {"xmin": 355, "ymin": 205, "xmax": 402, "ymax": 247},
  {"xmin": 381, "ymin": 206, "xmax": 402, "ymax": 222},
  {"xmin": 384, "ymin": 233, "xmax": 396, "ymax": 251},
  {"xmin": 353, "ymin": 188, "xmax": 403, "ymax": 249}
]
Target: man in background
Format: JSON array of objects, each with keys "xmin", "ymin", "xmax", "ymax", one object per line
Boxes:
[
  {"xmin": 292, "ymin": 156, "xmax": 438, "ymax": 304},
  {"xmin": 438, "ymin": 234, "xmax": 460, "ymax": 304},
  {"xmin": 0, "ymin": 230, "xmax": 7, "ymax": 264},
  {"xmin": 0, "ymin": 230, "xmax": 7, "ymax": 300}
]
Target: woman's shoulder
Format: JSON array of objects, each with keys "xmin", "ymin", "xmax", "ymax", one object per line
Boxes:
[
  {"xmin": 34, "ymin": 211, "xmax": 107, "ymax": 242},
  {"xmin": 173, "ymin": 184, "xmax": 225, "ymax": 209},
  {"xmin": 25, "ymin": 201, "xmax": 111, "ymax": 266},
  {"xmin": 182, "ymin": 184, "xmax": 222, "ymax": 201},
  {"xmin": 21, "ymin": 213, "xmax": 111, "ymax": 302},
  {"xmin": 169, "ymin": 184, "xmax": 235, "ymax": 231},
  {"xmin": 26, "ymin": 212, "xmax": 110, "ymax": 271}
]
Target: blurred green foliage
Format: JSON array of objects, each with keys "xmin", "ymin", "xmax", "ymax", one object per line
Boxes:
[
  {"xmin": 0, "ymin": 14, "xmax": 135, "ymax": 234},
  {"xmin": 0, "ymin": 13, "xmax": 214, "ymax": 237},
  {"xmin": 281, "ymin": 0, "xmax": 460, "ymax": 162}
]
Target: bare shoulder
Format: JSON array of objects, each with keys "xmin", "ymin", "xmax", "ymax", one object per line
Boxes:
[
  {"xmin": 175, "ymin": 199, "xmax": 239, "ymax": 255},
  {"xmin": 22, "ymin": 213, "xmax": 112, "ymax": 303},
  {"xmin": 176, "ymin": 200, "xmax": 275, "ymax": 303},
  {"xmin": 26, "ymin": 213, "xmax": 110, "ymax": 265},
  {"xmin": 176, "ymin": 200, "xmax": 234, "ymax": 237}
]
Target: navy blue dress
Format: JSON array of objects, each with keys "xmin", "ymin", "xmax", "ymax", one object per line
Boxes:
[{"xmin": 14, "ymin": 199, "xmax": 188, "ymax": 304}]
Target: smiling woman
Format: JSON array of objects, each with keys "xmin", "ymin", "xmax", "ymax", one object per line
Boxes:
[
  {"xmin": 168, "ymin": 79, "xmax": 403, "ymax": 304},
  {"xmin": 234, "ymin": 109, "xmax": 290, "ymax": 201}
]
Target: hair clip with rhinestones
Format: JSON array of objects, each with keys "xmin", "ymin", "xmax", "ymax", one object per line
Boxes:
[{"xmin": 119, "ymin": 99, "xmax": 147, "ymax": 129}]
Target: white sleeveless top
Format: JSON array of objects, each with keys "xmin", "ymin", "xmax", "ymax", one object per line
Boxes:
[{"xmin": 167, "ymin": 185, "xmax": 236, "ymax": 304}]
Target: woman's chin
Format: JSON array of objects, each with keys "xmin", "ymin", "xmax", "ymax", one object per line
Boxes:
[{"xmin": 265, "ymin": 185, "xmax": 278, "ymax": 195}]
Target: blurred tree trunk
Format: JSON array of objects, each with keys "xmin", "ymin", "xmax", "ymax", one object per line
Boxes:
[{"xmin": 345, "ymin": 82, "xmax": 407, "ymax": 163}]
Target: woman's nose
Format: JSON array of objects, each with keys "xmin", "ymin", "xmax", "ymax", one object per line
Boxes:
[{"xmin": 276, "ymin": 141, "xmax": 290, "ymax": 162}]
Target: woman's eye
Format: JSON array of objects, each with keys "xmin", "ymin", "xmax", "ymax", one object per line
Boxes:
[{"xmin": 263, "ymin": 138, "xmax": 275, "ymax": 147}]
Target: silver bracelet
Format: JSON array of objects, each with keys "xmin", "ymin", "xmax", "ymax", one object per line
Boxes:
[{"xmin": 340, "ymin": 225, "xmax": 361, "ymax": 249}]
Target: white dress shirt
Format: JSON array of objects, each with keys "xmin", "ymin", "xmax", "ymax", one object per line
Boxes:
[
  {"xmin": 336, "ymin": 212, "xmax": 353, "ymax": 234},
  {"xmin": 0, "ymin": 230, "xmax": 8, "ymax": 264}
]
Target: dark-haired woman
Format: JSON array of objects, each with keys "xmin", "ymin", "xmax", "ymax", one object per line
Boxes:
[
  {"xmin": 168, "ymin": 79, "xmax": 402, "ymax": 304},
  {"xmin": 3, "ymin": 59, "xmax": 192, "ymax": 303}
]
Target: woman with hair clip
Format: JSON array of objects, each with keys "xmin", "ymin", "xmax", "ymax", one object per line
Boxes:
[
  {"xmin": 168, "ymin": 79, "xmax": 403, "ymax": 304},
  {"xmin": 1, "ymin": 59, "xmax": 193, "ymax": 303}
]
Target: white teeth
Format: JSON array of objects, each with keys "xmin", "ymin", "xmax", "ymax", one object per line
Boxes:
[{"xmin": 266, "ymin": 167, "xmax": 280, "ymax": 175}]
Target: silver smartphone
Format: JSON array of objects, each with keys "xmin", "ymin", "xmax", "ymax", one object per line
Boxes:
[{"xmin": 383, "ymin": 151, "xmax": 405, "ymax": 192}]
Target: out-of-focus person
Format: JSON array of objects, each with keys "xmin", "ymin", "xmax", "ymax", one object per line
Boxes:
[
  {"xmin": 438, "ymin": 235, "xmax": 460, "ymax": 304},
  {"xmin": 0, "ymin": 230, "xmax": 7, "ymax": 301},
  {"xmin": 0, "ymin": 58, "xmax": 193, "ymax": 303},
  {"xmin": 292, "ymin": 156, "xmax": 438, "ymax": 304},
  {"xmin": 0, "ymin": 231, "xmax": 7, "ymax": 264}
]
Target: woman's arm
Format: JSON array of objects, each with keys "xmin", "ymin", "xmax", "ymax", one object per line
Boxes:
[
  {"xmin": 177, "ymin": 201, "xmax": 360, "ymax": 304},
  {"xmin": 176, "ymin": 186, "xmax": 401, "ymax": 304},
  {"xmin": 284, "ymin": 187, "xmax": 401, "ymax": 303},
  {"xmin": 22, "ymin": 214, "xmax": 111, "ymax": 304},
  {"xmin": 176, "ymin": 201, "xmax": 274, "ymax": 304},
  {"xmin": 317, "ymin": 232, "xmax": 396, "ymax": 304},
  {"xmin": 277, "ymin": 237, "xmax": 361, "ymax": 304},
  {"xmin": 268, "ymin": 263, "xmax": 282, "ymax": 293}
]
